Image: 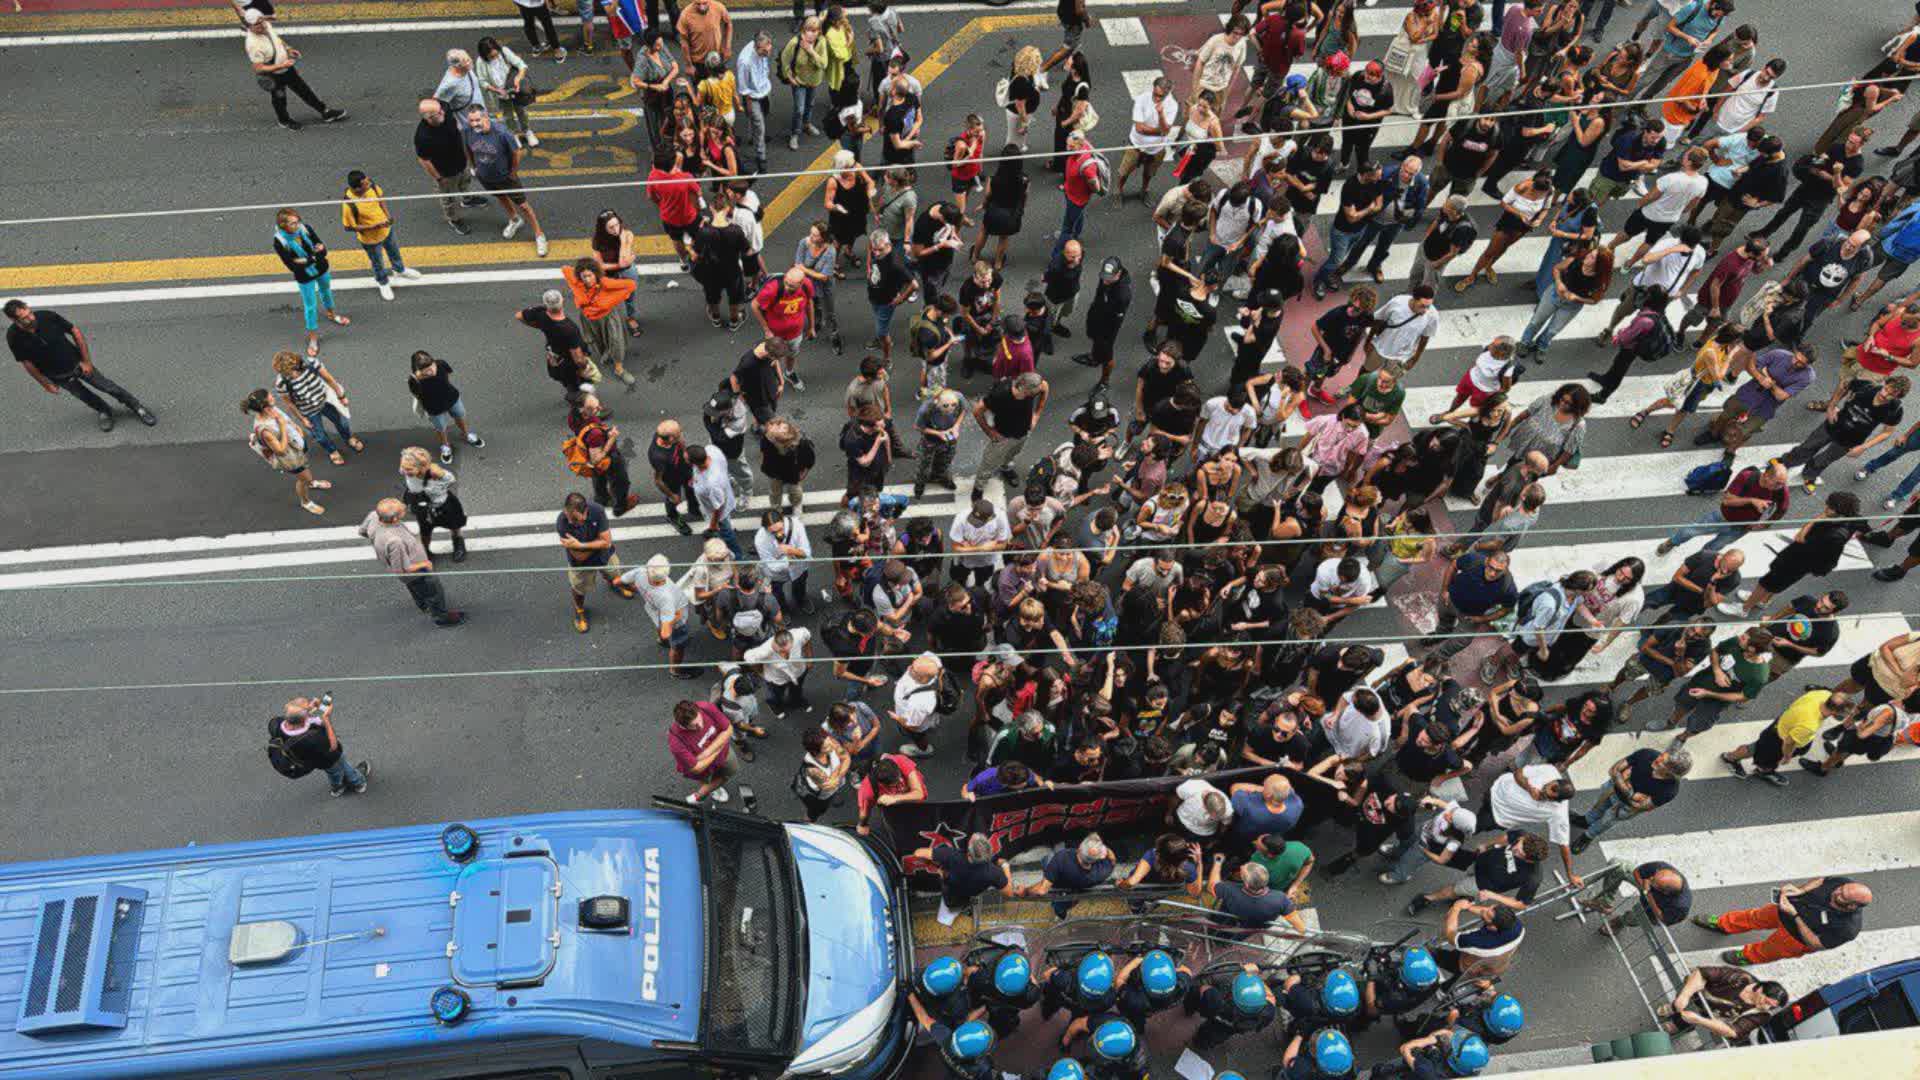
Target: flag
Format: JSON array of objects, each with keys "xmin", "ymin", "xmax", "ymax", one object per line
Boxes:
[{"xmin": 609, "ymin": 0, "xmax": 645, "ymax": 40}]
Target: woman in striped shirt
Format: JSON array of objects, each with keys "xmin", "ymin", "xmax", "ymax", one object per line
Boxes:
[{"xmin": 271, "ymin": 349, "xmax": 362, "ymax": 466}]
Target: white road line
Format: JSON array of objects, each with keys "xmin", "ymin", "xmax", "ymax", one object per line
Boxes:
[
  {"xmin": 1569, "ymin": 708, "xmax": 1920, "ymax": 793},
  {"xmin": 0, "ymin": 492, "xmax": 972, "ymax": 590},
  {"xmin": 1599, "ymin": 810, "xmax": 1920, "ymax": 891},
  {"xmin": 1442, "ymin": 443, "xmax": 1796, "ymax": 515},
  {"xmin": 17, "ymin": 264, "xmax": 679, "ymax": 311},
  {"xmin": 0, "ymin": 0, "xmax": 1189, "ymax": 47},
  {"xmin": 1505, "ymin": 525, "xmax": 1878, "ymax": 590},
  {"xmin": 1681, "ymin": 924, "xmax": 1920, "ymax": 998},
  {"xmin": 1103, "ymin": 16, "xmax": 1150, "ymax": 47},
  {"xmin": 1218, "ymin": 7, "xmax": 1412, "ymax": 35}
]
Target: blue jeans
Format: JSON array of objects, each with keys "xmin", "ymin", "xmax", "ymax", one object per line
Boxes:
[
  {"xmin": 1199, "ymin": 241, "xmax": 1243, "ymax": 285},
  {"xmin": 791, "ymin": 84, "xmax": 816, "ymax": 137},
  {"xmin": 324, "ymin": 757, "xmax": 366, "ymax": 791},
  {"xmin": 299, "ymin": 401, "xmax": 355, "ymax": 455},
  {"xmin": 1864, "ymin": 428, "xmax": 1920, "ymax": 500},
  {"xmin": 1520, "ymin": 290, "xmax": 1584, "ymax": 351},
  {"xmin": 1316, "ymin": 226, "xmax": 1367, "ymax": 288},
  {"xmin": 1533, "ymin": 234, "xmax": 1568, "ymax": 298},
  {"xmin": 360, "ymin": 234, "xmax": 407, "ymax": 285},
  {"xmin": 710, "ymin": 517, "xmax": 745, "ymax": 559},
  {"xmin": 1381, "ymin": 826, "xmax": 1437, "ymax": 883},
  {"xmin": 1578, "ymin": 788, "xmax": 1633, "ymax": 840},
  {"xmin": 1344, "ymin": 220, "xmax": 1401, "ymax": 273},
  {"xmin": 1054, "ymin": 201, "xmax": 1087, "ymax": 260},
  {"xmin": 1666, "ymin": 507, "xmax": 1743, "ymax": 553}
]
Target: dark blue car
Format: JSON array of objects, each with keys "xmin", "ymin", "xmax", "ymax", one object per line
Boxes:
[{"xmin": 1766, "ymin": 956, "xmax": 1920, "ymax": 1041}]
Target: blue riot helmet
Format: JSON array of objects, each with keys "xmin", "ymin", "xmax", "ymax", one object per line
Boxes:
[
  {"xmin": 1140, "ymin": 950, "xmax": 1179, "ymax": 997},
  {"xmin": 993, "ymin": 951, "xmax": 1032, "ymax": 996},
  {"xmin": 919, "ymin": 956, "xmax": 963, "ymax": 997},
  {"xmin": 1484, "ymin": 994, "xmax": 1525, "ymax": 1038},
  {"xmin": 1217, "ymin": 1074, "xmax": 1247, "ymax": 1080},
  {"xmin": 1320, "ymin": 968, "xmax": 1361, "ymax": 1017},
  {"xmin": 1448, "ymin": 1032, "xmax": 1492, "ymax": 1075},
  {"xmin": 1091, "ymin": 1019, "xmax": 1137, "ymax": 1061},
  {"xmin": 1399, "ymin": 947, "xmax": 1440, "ymax": 990},
  {"xmin": 1047, "ymin": 1060, "xmax": 1086, "ymax": 1080},
  {"xmin": 948, "ymin": 1020, "xmax": 994, "ymax": 1061},
  {"xmin": 1311, "ymin": 1028, "xmax": 1356, "ymax": 1076},
  {"xmin": 1232, "ymin": 970, "xmax": 1268, "ymax": 1014},
  {"xmin": 1076, "ymin": 951, "xmax": 1116, "ymax": 998}
]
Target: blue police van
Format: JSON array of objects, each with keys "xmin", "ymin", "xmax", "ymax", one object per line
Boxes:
[{"xmin": 0, "ymin": 806, "xmax": 914, "ymax": 1079}]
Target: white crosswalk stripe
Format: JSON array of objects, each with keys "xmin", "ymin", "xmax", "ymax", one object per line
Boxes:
[
  {"xmin": 1401, "ymin": 374, "xmax": 1731, "ymax": 424},
  {"xmin": 1442, "ymin": 443, "xmax": 1792, "ymax": 514},
  {"xmin": 1101, "ymin": 16, "xmax": 1150, "ymax": 47}
]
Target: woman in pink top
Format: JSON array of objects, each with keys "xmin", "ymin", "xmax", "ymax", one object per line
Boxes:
[{"xmin": 1304, "ymin": 402, "xmax": 1372, "ymax": 496}]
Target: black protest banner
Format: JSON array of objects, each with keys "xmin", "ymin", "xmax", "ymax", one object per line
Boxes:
[{"xmin": 876, "ymin": 764, "xmax": 1345, "ymax": 884}]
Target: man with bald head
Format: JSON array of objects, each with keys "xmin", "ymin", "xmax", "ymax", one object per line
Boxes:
[
  {"xmin": 1645, "ymin": 547, "xmax": 1745, "ymax": 620},
  {"xmin": 1659, "ymin": 458, "xmax": 1790, "ymax": 557},
  {"xmin": 1697, "ymin": 877, "xmax": 1873, "ymax": 967},
  {"xmin": 890, "ymin": 653, "xmax": 949, "ymax": 757},
  {"xmin": 648, "ymin": 418, "xmax": 697, "ymax": 536},
  {"xmin": 413, "ymin": 97, "xmax": 482, "ymax": 235},
  {"xmin": 358, "ymin": 497, "xmax": 464, "ymax": 626}
]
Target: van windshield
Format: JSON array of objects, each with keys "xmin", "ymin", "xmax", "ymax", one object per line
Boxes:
[{"xmin": 699, "ymin": 816, "xmax": 804, "ymax": 1058}]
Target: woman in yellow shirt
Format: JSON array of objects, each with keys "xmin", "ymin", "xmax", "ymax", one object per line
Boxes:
[
  {"xmin": 1631, "ymin": 323, "xmax": 1740, "ymax": 448},
  {"xmin": 340, "ymin": 170, "xmax": 422, "ymax": 301},
  {"xmin": 695, "ymin": 50, "xmax": 738, "ymax": 126}
]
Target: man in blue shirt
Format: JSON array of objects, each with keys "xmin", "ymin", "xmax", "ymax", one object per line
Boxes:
[
  {"xmin": 1227, "ymin": 775, "xmax": 1304, "ymax": 849},
  {"xmin": 1206, "ymin": 855, "xmax": 1306, "ymax": 933},
  {"xmin": 1591, "ymin": 125, "xmax": 1667, "ymax": 208},
  {"xmin": 1425, "ymin": 548, "xmax": 1517, "ymax": 661},
  {"xmin": 1641, "ymin": 0, "xmax": 1733, "ymax": 102},
  {"xmin": 1025, "ymin": 833, "xmax": 1116, "ymax": 917},
  {"xmin": 735, "ymin": 32, "xmax": 774, "ymax": 173}
]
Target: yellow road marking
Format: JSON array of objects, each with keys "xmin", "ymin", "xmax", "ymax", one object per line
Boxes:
[
  {"xmin": 0, "ymin": 12, "xmax": 1048, "ymax": 292},
  {"xmin": 2, "ymin": 0, "xmax": 786, "ymax": 35}
]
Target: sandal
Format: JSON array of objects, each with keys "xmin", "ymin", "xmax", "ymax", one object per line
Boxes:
[
  {"xmin": 305, "ymin": 341, "xmax": 320, "ymax": 358},
  {"xmin": 324, "ymin": 312, "xmax": 351, "ymax": 327},
  {"xmin": 347, "ymin": 437, "xmax": 366, "ymax": 452},
  {"xmin": 1454, "ymin": 276, "xmax": 1476, "ymax": 294},
  {"xmin": 301, "ymin": 501, "xmax": 325, "ymax": 516},
  {"xmin": 309, "ymin": 479, "xmax": 333, "ymax": 490},
  {"xmin": 1659, "ymin": 432, "xmax": 1674, "ymax": 448},
  {"xmin": 328, "ymin": 451, "xmax": 347, "ymax": 466},
  {"xmin": 626, "ymin": 317, "xmax": 642, "ymax": 337},
  {"xmin": 1629, "ymin": 413, "xmax": 1647, "ymax": 429}
]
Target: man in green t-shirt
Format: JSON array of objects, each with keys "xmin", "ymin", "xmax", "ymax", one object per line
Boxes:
[
  {"xmin": 1343, "ymin": 362, "xmax": 1407, "ymax": 436},
  {"xmin": 1654, "ymin": 627, "xmax": 1775, "ymax": 745},
  {"xmin": 1249, "ymin": 832, "xmax": 1313, "ymax": 902}
]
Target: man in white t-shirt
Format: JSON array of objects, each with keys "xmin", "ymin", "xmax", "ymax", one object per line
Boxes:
[
  {"xmin": 1607, "ymin": 147, "xmax": 1710, "ymax": 268},
  {"xmin": 1483, "ymin": 763, "xmax": 1582, "ymax": 887},
  {"xmin": 1710, "ymin": 59, "xmax": 1784, "ymax": 139},
  {"xmin": 1365, "ymin": 285, "xmax": 1442, "ymax": 371},
  {"xmin": 1309, "ymin": 555, "xmax": 1379, "ymax": 626},
  {"xmin": 1602, "ymin": 227, "xmax": 1708, "ymax": 340},
  {"xmin": 1195, "ymin": 385, "xmax": 1258, "ymax": 460},
  {"xmin": 1326, "ymin": 687, "xmax": 1390, "ymax": 762},
  {"xmin": 1115, "ymin": 76, "xmax": 1180, "ymax": 201},
  {"xmin": 742, "ymin": 627, "xmax": 814, "ymax": 717},
  {"xmin": 889, "ymin": 653, "xmax": 946, "ymax": 756},
  {"xmin": 948, "ymin": 498, "xmax": 1012, "ymax": 588},
  {"xmin": 1204, "ymin": 183, "xmax": 1262, "ymax": 285},
  {"xmin": 688, "ymin": 443, "xmax": 744, "ymax": 558},
  {"xmin": 1172, "ymin": 778, "xmax": 1234, "ymax": 840}
]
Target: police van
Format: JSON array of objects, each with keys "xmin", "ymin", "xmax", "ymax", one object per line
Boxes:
[{"xmin": 0, "ymin": 806, "xmax": 913, "ymax": 1079}]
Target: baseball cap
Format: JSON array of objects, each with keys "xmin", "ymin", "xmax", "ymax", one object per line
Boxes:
[{"xmin": 1100, "ymin": 256, "xmax": 1124, "ymax": 280}]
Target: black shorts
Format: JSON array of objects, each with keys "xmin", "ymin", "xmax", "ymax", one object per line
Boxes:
[
  {"xmin": 1758, "ymin": 550, "xmax": 1816, "ymax": 594},
  {"xmin": 660, "ymin": 219, "xmax": 697, "ymax": 246},
  {"xmin": 479, "ymin": 173, "xmax": 529, "ymax": 204},
  {"xmin": 951, "ymin": 174, "xmax": 981, "ymax": 195},
  {"xmin": 1837, "ymin": 725, "xmax": 1897, "ymax": 760},
  {"xmin": 984, "ymin": 205, "xmax": 1022, "ymax": 237},
  {"xmin": 1494, "ymin": 210, "xmax": 1531, "ymax": 237},
  {"xmin": 1751, "ymin": 721, "xmax": 1789, "ymax": 770},
  {"xmin": 1621, "ymin": 208, "xmax": 1673, "ymax": 244},
  {"xmin": 1850, "ymin": 654, "xmax": 1898, "ymax": 707}
]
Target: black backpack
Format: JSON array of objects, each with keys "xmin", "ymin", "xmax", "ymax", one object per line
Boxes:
[{"xmin": 265, "ymin": 716, "xmax": 314, "ymax": 779}]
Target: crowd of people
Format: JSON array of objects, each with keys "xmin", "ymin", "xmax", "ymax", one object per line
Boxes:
[{"xmin": 17, "ymin": 0, "xmax": 1920, "ymax": 1075}]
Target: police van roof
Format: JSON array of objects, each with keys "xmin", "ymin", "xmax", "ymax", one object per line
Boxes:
[{"xmin": 0, "ymin": 810, "xmax": 704, "ymax": 1078}]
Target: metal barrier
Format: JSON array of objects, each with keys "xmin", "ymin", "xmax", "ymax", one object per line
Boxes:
[{"xmin": 1555, "ymin": 863, "xmax": 1732, "ymax": 1054}]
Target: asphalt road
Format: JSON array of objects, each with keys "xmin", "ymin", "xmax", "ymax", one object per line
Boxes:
[{"xmin": 4, "ymin": 0, "xmax": 1920, "ymax": 1075}]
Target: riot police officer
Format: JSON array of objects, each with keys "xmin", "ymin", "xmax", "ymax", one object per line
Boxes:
[
  {"xmin": 1361, "ymin": 947, "xmax": 1442, "ymax": 1032},
  {"xmin": 1041, "ymin": 950, "xmax": 1120, "ymax": 1047},
  {"xmin": 1084, "ymin": 1018, "xmax": 1150, "ymax": 1080},
  {"xmin": 1115, "ymin": 949, "xmax": 1192, "ymax": 1028},
  {"xmin": 1453, "ymin": 992, "xmax": 1524, "ymax": 1047},
  {"xmin": 1368, "ymin": 1027, "xmax": 1491, "ymax": 1078},
  {"xmin": 1039, "ymin": 1059, "xmax": 1085, "ymax": 1080},
  {"xmin": 1280, "ymin": 1027, "xmax": 1358, "ymax": 1079},
  {"xmin": 1184, "ymin": 963, "xmax": 1278, "ymax": 1050},
  {"xmin": 967, "ymin": 946, "xmax": 1043, "ymax": 1036},
  {"xmin": 1280, "ymin": 965, "xmax": 1362, "ymax": 1040},
  {"xmin": 913, "ymin": 956, "xmax": 974, "ymax": 1029},
  {"xmin": 928, "ymin": 1017, "xmax": 997, "ymax": 1080}
]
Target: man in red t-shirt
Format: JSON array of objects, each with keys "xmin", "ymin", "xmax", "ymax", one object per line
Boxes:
[
  {"xmin": 1252, "ymin": 5, "xmax": 1307, "ymax": 77},
  {"xmin": 855, "ymin": 753, "xmax": 927, "ymax": 835},
  {"xmin": 948, "ymin": 113, "xmax": 987, "ymax": 218},
  {"xmin": 646, "ymin": 149, "xmax": 701, "ymax": 269},
  {"xmin": 1658, "ymin": 459, "xmax": 1789, "ymax": 557},
  {"xmin": 753, "ymin": 267, "xmax": 815, "ymax": 386},
  {"xmin": 1054, "ymin": 130, "xmax": 1103, "ymax": 261},
  {"xmin": 668, "ymin": 699, "xmax": 736, "ymax": 803}
]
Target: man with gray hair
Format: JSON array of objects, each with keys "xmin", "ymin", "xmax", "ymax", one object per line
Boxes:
[
  {"xmin": 1410, "ymin": 194, "xmax": 1476, "ymax": 291},
  {"xmin": 414, "ymin": 98, "xmax": 479, "ymax": 234},
  {"xmin": 916, "ymin": 832, "xmax": 1015, "ymax": 912},
  {"xmin": 1207, "ymin": 854, "xmax": 1306, "ymax": 933},
  {"xmin": 1029, "ymin": 832, "xmax": 1117, "ymax": 916},
  {"xmin": 1572, "ymin": 746, "xmax": 1693, "ymax": 852},
  {"xmin": 518, "ymin": 288, "xmax": 596, "ymax": 396},
  {"xmin": 971, "ymin": 371, "xmax": 1050, "ymax": 499},
  {"xmin": 464, "ymin": 105, "xmax": 549, "ymax": 256},
  {"xmin": 620, "ymin": 553, "xmax": 696, "ymax": 678},
  {"xmin": 436, "ymin": 48, "xmax": 484, "ymax": 115},
  {"xmin": 736, "ymin": 31, "xmax": 775, "ymax": 172},
  {"xmin": 864, "ymin": 229, "xmax": 919, "ymax": 363},
  {"xmin": 890, "ymin": 653, "xmax": 947, "ymax": 756},
  {"xmin": 359, "ymin": 497, "xmax": 464, "ymax": 626},
  {"xmin": 1170, "ymin": 777, "xmax": 1234, "ymax": 845}
]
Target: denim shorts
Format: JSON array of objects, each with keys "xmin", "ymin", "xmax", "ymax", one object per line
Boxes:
[
  {"xmin": 872, "ymin": 302, "xmax": 898, "ymax": 338},
  {"xmin": 427, "ymin": 396, "xmax": 468, "ymax": 431}
]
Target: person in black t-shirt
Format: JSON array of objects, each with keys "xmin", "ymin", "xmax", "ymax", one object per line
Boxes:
[
  {"xmin": 647, "ymin": 419, "xmax": 699, "ymax": 535},
  {"xmin": 1570, "ymin": 746, "xmax": 1690, "ymax": 852},
  {"xmin": 413, "ymin": 98, "xmax": 481, "ymax": 232},
  {"xmin": 918, "ymin": 833, "xmax": 1014, "ymax": 910},
  {"xmin": 866, "ymin": 231, "xmax": 920, "ymax": 363},
  {"xmin": 1304, "ymin": 287, "xmax": 1376, "ymax": 403},
  {"xmin": 972, "ymin": 371, "xmax": 1049, "ymax": 498},
  {"xmin": 1761, "ymin": 591, "xmax": 1849, "ymax": 678},
  {"xmin": 517, "ymin": 289, "xmax": 596, "ymax": 396},
  {"xmin": 691, "ymin": 195, "xmax": 751, "ymax": 328},
  {"xmin": 1735, "ymin": 492, "xmax": 1869, "ymax": 618},
  {"xmin": 1313, "ymin": 161, "xmax": 1387, "ymax": 299},
  {"xmin": 6, "ymin": 302, "xmax": 155, "ymax": 432},
  {"xmin": 1411, "ymin": 196, "xmax": 1477, "ymax": 292},
  {"xmin": 1698, "ymin": 876, "xmax": 1871, "ymax": 966},
  {"xmin": 1759, "ymin": 130, "xmax": 1866, "ymax": 258},
  {"xmin": 273, "ymin": 694, "xmax": 370, "ymax": 796},
  {"xmin": 1431, "ymin": 116, "xmax": 1502, "ymax": 203},
  {"xmin": 824, "ymin": 608, "xmax": 889, "ymax": 698}
]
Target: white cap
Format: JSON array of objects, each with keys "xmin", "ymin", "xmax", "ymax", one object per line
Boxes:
[
  {"xmin": 1449, "ymin": 808, "xmax": 1478, "ymax": 836},
  {"xmin": 241, "ymin": 8, "xmax": 264, "ymax": 24}
]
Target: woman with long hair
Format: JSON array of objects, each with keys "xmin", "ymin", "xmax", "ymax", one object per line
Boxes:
[
  {"xmin": 697, "ymin": 108, "xmax": 739, "ymax": 181},
  {"xmin": 270, "ymin": 349, "xmax": 360, "ymax": 467},
  {"xmin": 781, "ymin": 16, "xmax": 829, "ymax": 150},
  {"xmin": 1413, "ymin": 10, "xmax": 1484, "ymax": 152},
  {"xmin": 1519, "ymin": 241, "xmax": 1613, "ymax": 359},
  {"xmin": 1456, "ymin": 170, "xmax": 1554, "ymax": 293},
  {"xmin": 1551, "ymin": 98, "xmax": 1610, "ymax": 201},
  {"xmin": 271, "ymin": 208, "xmax": 348, "ymax": 358},
  {"xmin": 589, "ymin": 209, "xmax": 643, "ymax": 337},
  {"xmin": 1384, "ymin": 0, "xmax": 1443, "ymax": 117},
  {"xmin": 399, "ymin": 445, "xmax": 469, "ymax": 562},
  {"xmin": 1538, "ymin": 557, "xmax": 1645, "ymax": 680},
  {"xmin": 1003, "ymin": 44, "xmax": 1044, "ymax": 150},
  {"xmin": 1171, "ymin": 90, "xmax": 1224, "ymax": 187},
  {"xmin": 973, "ymin": 144, "xmax": 1029, "ymax": 269},
  {"xmin": 822, "ymin": 149, "xmax": 874, "ymax": 278},
  {"xmin": 1049, "ymin": 51, "xmax": 1092, "ymax": 170},
  {"xmin": 1437, "ymin": 391, "xmax": 1510, "ymax": 500},
  {"xmin": 476, "ymin": 36, "xmax": 538, "ymax": 147}
]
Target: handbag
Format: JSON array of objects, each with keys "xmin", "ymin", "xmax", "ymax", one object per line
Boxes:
[
  {"xmin": 1383, "ymin": 32, "xmax": 1418, "ymax": 78},
  {"xmin": 510, "ymin": 78, "xmax": 539, "ymax": 107},
  {"xmin": 994, "ymin": 77, "xmax": 1012, "ymax": 110},
  {"xmin": 1074, "ymin": 100, "xmax": 1100, "ymax": 134}
]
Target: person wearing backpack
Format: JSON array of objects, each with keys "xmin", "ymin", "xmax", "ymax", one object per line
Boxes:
[
  {"xmin": 891, "ymin": 653, "xmax": 949, "ymax": 757},
  {"xmin": 1493, "ymin": 570, "xmax": 1598, "ymax": 685},
  {"xmin": 1841, "ymin": 201, "xmax": 1920, "ymax": 314},
  {"xmin": 270, "ymin": 695, "xmax": 370, "ymax": 797},
  {"xmin": 1589, "ymin": 285, "xmax": 1674, "ymax": 404},
  {"xmin": 1659, "ymin": 458, "xmax": 1789, "ymax": 557}
]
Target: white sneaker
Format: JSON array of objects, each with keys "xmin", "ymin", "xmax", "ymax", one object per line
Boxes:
[
  {"xmin": 502, "ymin": 217, "xmax": 523, "ymax": 239},
  {"xmin": 710, "ymin": 786, "xmax": 731, "ymax": 804},
  {"xmin": 398, "ymin": 267, "xmax": 423, "ymax": 280},
  {"xmin": 378, "ymin": 283, "xmax": 395, "ymax": 301},
  {"xmin": 535, "ymin": 233, "xmax": 549, "ymax": 257},
  {"xmin": 788, "ymin": 134, "xmax": 800, "ymax": 151},
  {"xmin": 1036, "ymin": 71, "xmax": 1050, "ymax": 91},
  {"xmin": 526, "ymin": 132, "xmax": 541, "ymax": 147},
  {"xmin": 1735, "ymin": 588, "xmax": 1754, "ymax": 603},
  {"xmin": 1716, "ymin": 600, "xmax": 1745, "ymax": 617},
  {"xmin": 901, "ymin": 743, "xmax": 934, "ymax": 758}
]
